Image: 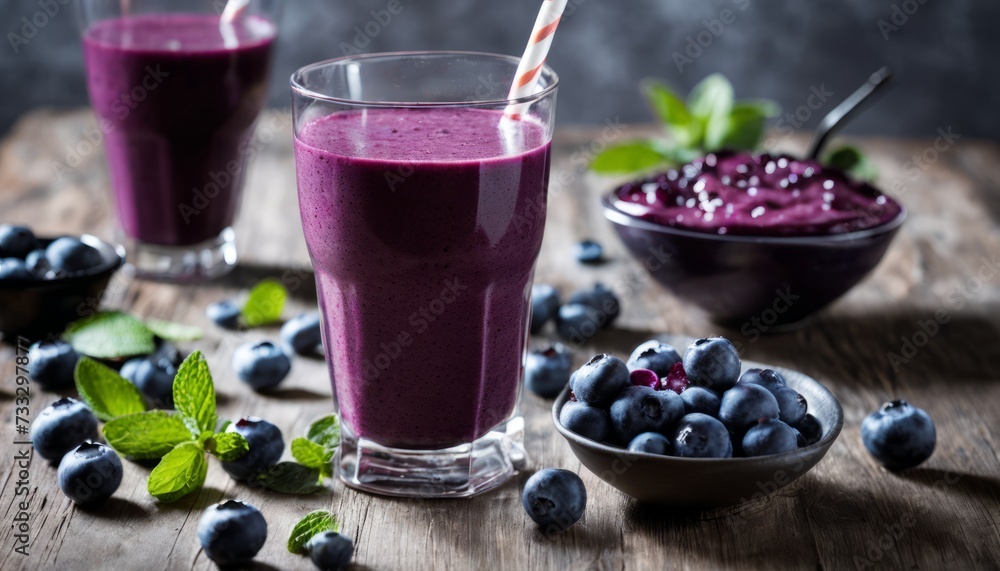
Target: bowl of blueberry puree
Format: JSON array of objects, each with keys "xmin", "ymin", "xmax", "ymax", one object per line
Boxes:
[{"xmin": 604, "ymin": 151, "xmax": 905, "ymax": 328}]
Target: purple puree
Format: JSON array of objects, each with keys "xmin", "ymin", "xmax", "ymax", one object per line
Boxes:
[
  {"xmin": 83, "ymin": 14, "xmax": 275, "ymax": 246},
  {"xmin": 612, "ymin": 151, "xmax": 902, "ymax": 237},
  {"xmin": 294, "ymin": 108, "xmax": 550, "ymax": 449}
]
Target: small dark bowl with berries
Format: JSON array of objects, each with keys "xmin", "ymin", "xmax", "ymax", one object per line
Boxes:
[
  {"xmin": 552, "ymin": 335, "xmax": 844, "ymax": 507},
  {"xmin": 0, "ymin": 228, "xmax": 126, "ymax": 340},
  {"xmin": 602, "ymin": 151, "xmax": 906, "ymax": 329}
]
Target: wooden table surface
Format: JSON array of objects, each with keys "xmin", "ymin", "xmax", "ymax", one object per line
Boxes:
[{"xmin": 1, "ymin": 110, "xmax": 998, "ymax": 571}]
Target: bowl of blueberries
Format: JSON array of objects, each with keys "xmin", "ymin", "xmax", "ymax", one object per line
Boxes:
[
  {"xmin": 552, "ymin": 335, "xmax": 843, "ymax": 507},
  {"xmin": 603, "ymin": 151, "xmax": 906, "ymax": 328},
  {"xmin": 0, "ymin": 224, "xmax": 126, "ymax": 339}
]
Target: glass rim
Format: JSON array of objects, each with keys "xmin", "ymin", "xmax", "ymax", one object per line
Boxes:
[{"xmin": 289, "ymin": 50, "xmax": 559, "ymax": 108}]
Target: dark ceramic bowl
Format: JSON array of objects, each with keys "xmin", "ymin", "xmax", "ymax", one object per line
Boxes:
[
  {"xmin": 552, "ymin": 352, "xmax": 844, "ymax": 507},
  {"xmin": 0, "ymin": 234, "xmax": 126, "ymax": 341},
  {"xmin": 603, "ymin": 193, "xmax": 905, "ymax": 328}
]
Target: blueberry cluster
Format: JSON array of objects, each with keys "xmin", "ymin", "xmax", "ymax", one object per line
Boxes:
[
  {"xmin": 530, "ymin": 282, "xmax": 621, "ymax": 343},
  {"xmin": 559, "ymin": 337, "xmax": 823, "ymax": 458},
  {"xmin": 0, "ymin": 225, "xmax": 104, "ymax": 280}
]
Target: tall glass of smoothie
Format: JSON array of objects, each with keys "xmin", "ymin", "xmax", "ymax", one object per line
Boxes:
[
  {"xmin": 291, "ymin": 52, "xmax": 557, "ymax": 497},
  {"xmin": 79, "ymin": 0, "xmax": 281, "ymax": 280}
]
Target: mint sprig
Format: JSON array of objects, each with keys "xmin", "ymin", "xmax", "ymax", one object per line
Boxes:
[
  {"xmin": 74, "ymin": 358, "xmax": 146, "ymax": 421},
  {"xmin": 103, "ymin": 411, "xmax": 192, "ymax": 460},
  {"xmin": 148, "ymin": 441, "xmax": 208, "ymax": 503},
  {"xmin": 64, "ymin": 311, "xmax": 202, "ymax": 359},
  {"xmin": 172, "ymin": 352, "xmax": 217, "ymax": 436},
  {"xmin": 305, "ymin": 414, "xmax": 341, "ymax": 450},
  {"xmin": 288, "ymin": 510, "xmax": 338, "ymax": 555},
  {"xmin": 207, "ymin": 432, "xmax": 250, "ymax": 462},
  {"xmin": 291, "ymin": 438, "xmax": 333, "ymax": 477},
  {"xmin": 252, "ymin": 462, "xmax": 325, "ymax": 494},
  {"xmin": 145, "ymin": 319, "xmax": 205, "ymax": 342},
  {"xmin": 242, "ymin": 279, "xmax": 287, "ymax": 327}
]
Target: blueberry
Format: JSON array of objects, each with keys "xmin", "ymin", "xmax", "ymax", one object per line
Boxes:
[
  {"xmin": 197, "ymin": 500, "xmax": 267, "ymax": 567},
  {"xmin": 738, "ymin": 368, "xmax": 806, "ymax": 425},
  {"xmin": 30, "ymin": 398, "xmax": 99, "ymax": 462},
  {"xmin": 718, "ymin": 383, "xmax": 780, "ymax": 433},
  {"xmin": 737, "ymin": 368, "xmax": 786, "ymax": 393},
  {"xmin": 525, "ymin": 343, "xmax": 572, "ymax": 398},
  {"xmin": 794, "ymin": 414, "xmax": 823, "ymax": 446},
  {"xmin": 232, "ymin": 341, "xmax": 291, "ymax": 390},
  {"xmin": 26, "ymin": 340, "xmax": 80, "ymax": 390},
  {"xmin": 683, "ymin": 337, "xmax": 741, "ymax": 392},
  {"xmin": 0, "ymin": 224, "xmax": 38, "ymax": 259},
  {"xmin": 574, "ymin": 239, "xmax": 603, "ymax": 264},
  {"xmin": 609, "ymin": 385, "xmax": 685, "ymax": 443},
  {"xmin": 558, "ymin": 401, "xmax": 611, "ymax": 442},
  {"xmin": 0, "ymin": 257, "xmax": 32, "ymax": 279},
  {"xmin": 206, "ymin": 300, "xmax": 241, "ymax": 329},
  {"xmin": 306, "ymin": 531, "xmax": 355, "ymax": 571},
  {"xmin": 530, "ymin": 283, "xmax": 560, "ymax": 334},
  {"xmin": 555, "ymin": 303, "xmax": 602, "ymax": 343},
  {"xmin": 672, "ymin": 413, "xmax": 733, "ymax": 458},
  {"xmin": 127, "ymin": 354, "xmax": 179, "ymax": 408},
  {"xmin": 742, "ymin": 418, "xmax": 799, "ymax": 457},
  {"xmin": 679, "ymin": 386, "xmax": 721, "ymax": 417},
  {"xmin": 627, "ymin": 432, "xmax": 671, "ymax": 455},
  {"xmin": 570, "ymin": 354, "xmax": 630, "ymax": 406},
  {"xmin": 45, "ymin": 237, "xmax": 103, "ymax": 274},
  {"xmin": 24, "ymin": 249, "xmax": 49, "ymax": 275},
  {"xmin": 661, "ymin": 361, "xmax": 690, "ymax": 394},
  {"xmin": 626, "ymin": 340, "xmax": 681, "ymax": 377},
  {"xmin": 280, "ymin": 312, "xmax": 323, "ymax": 355},
  {"xmin": 522, "ymin": 468, "xmax": 587, "ymax": 531},
  {"xmin": 861, "ymin": 400, "xmax": 936, "ymax": 471},
  {"xmin": 57, "ymin": 441, "xmax": 122, "ymax": 506},
  {"xmin": 567, "ymin": 282, "xmax": 620, "ymax": 328},
  {"xmin": 628, "ymin": 368, "xmax": 660, "ymax": 389},
  {"xmin": 221, "ymin": 417, "xmax": 284, "ymax": 481}
]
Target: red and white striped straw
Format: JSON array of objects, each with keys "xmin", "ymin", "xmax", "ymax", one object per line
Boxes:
[{"xmin": 505, "ymin": 0, "xmax": 567, "ymax": 118}]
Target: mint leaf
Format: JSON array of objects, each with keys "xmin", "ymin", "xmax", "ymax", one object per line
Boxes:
[
  {"xmin": 591, "ymin": 141, "xmax": 670, "ymax": 174},
  {"xmin": 207, "ymin": 432, "xmax": 249, "ymax": 462},
  {"xmin": 823, "ymin": 145, "xmax": 878, "ymax": 181},
  {"xmin": 242, "ymin": 279, "xmax": 287, "ymax": 327},
  {"xmin": 103, "ymin": 411, "xmax": 194, "ymax": 459},
  {"xmin": 306, "ymin": 414, "xmax": 341, "ymax": 450},
  {"xmin": 291, "ymin": 437, "xmax": 333, "ymax": 476},
  {"xmin": 172, "ymin": 351, "xmax": 217, "ymax": 436},
  {"xmin": 64, "ymin": 311, "xmax": 156, "ymax": 359},
  {"xmin": 287, "ymin": 510, "xmax": 338, "ymax": 555},
  {"xmin": 718, "ymin": 101, "xmax": 780, "ymax": 151},
  {"xmin": 642, "ymin": 80, "xmax": 698, "ymax": 147},
  {"xmin": 688, "ymin": 74, "xmax": 734, "ymax": 151},
  {"xmin": 73, "ymin": 358, "xmax": 146, "ymax": 421},
  {"xmin": 251, "ymin": 462, "xmax": 324, "ymax": 494},
  {"xmin": 146, "ymin": 319, "xmax": 204, "ymax": 342},
  {"xmin": 148, "ymin": 441, "xmax": 207, "ymax": 503}
]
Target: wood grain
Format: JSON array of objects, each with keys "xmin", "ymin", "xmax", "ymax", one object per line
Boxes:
[{"xmin": 1, "ymin": 109, "xmax": 998, "ymax": 570}]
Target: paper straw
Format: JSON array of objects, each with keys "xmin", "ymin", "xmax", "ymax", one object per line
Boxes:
[
  {"xmin": 220, "ymin": 0, "xmax": 251, "ymax": 48},
  {"xmin": 505, "ymin": 0, "xmax": 567, "ymax": 119}
]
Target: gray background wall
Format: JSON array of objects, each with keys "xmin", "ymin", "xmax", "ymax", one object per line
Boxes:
[{"xmin": 1, "ymin": 0, "xmax": 997, "ymax": 139}]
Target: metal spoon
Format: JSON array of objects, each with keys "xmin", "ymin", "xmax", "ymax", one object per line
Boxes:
[{"xmin": 807, "ymin": 67, "xmax": 893, "ymax": 159}]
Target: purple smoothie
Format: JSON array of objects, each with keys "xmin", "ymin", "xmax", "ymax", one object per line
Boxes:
[
  {"xmin": 83, "ymin": 14, "xmax": 275, "ymax": 246},
  {"xmin": 294, "ymin": 108, "xmax": 550, "ymax": 449}
]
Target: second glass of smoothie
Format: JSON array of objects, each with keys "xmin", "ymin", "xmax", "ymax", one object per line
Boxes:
[
  {"xmin": 291, "ymin": 52, "xmax": 557, "ymax": 497},
  {"xmin": 80, "ymin": 0, "xmax": 281, "ymax": 280}
]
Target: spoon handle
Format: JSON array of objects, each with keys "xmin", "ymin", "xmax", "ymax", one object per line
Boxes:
[{"xmin": 807, "ymin": 67, "xmax": 893, "ymax": 160}]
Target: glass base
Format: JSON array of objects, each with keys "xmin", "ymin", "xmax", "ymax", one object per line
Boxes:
[
  {"xmin": 123, "ymin": 227, "xmax": 237, "ymax": 282},
  {"xmin": 337, "ymin": 416, "xmax": 526, "ymax": 498}
]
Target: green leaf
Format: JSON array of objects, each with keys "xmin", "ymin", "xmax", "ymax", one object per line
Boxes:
[
  {"xmin": 148, "ymin": 441, "xmax": 207, "ymax": 503},
  {"xmin": 145, "ymin": 319, "xmax": 204, "ymax": 342},
  {"xmin": 306, "ymin": 414, "xmax": 341, "ymax": 450},
  {"xmin": 207, "ymin": 432, "xmax": 249, "ymax": 462},
  {"xmin": 251, "ymin": 462, "xmax": 325, "ymax": 494},
  {"xmin": 287, "ymin": 510, "xmax": 338, "ymax": 555},
  {"xmin": 590, "ymin": 141, "xmax": 670, "ymax": 174},
  {"xmin": 823, "ymin": 145, "xmax": 878, "ymax": 181},
  {"xmin": 688, "ymin": 74, "xmax": 735, "ymax": 151},
  {"xmin": 642, "ymin": 80, "xmax": 698, "ymax": 147},
  {"xmin": 103, "ymin": 411, "xmax": 194, "ymax": 460},
  {"xmin": 73, "ymin": 358, "xmax": 146, "ymax": 422},
  {"xmin": 64, "ymin": 311, "xmax": 157, "ymax": 359},
  {"xmin": 172, "ymin": 351, "xmax": 217, "ymax": 436},
  {"xmin": 291, "ymin": 437, "xmax": 333, "ymax": 476},
  {"xmin": 718, "ymin": 101, "xmax": 780, "ymax": 151},
  {"xmin": 242, "ymin": 279, "xmax": 287, "ymax": 327}
]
